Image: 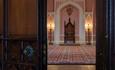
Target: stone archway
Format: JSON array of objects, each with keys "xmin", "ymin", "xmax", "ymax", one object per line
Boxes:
[{"xmin": 54, "ymin": 1, "xmax": 85, "ymax": 45}]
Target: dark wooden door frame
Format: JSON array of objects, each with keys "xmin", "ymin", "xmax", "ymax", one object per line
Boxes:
[
  {"xmin": 38, "ymin": 0, "xmax": 47, "ymax": 70},
  {"xmin": 106, "ymin": 0, "xmax": 115, "ymax": 70},
  {"xmin": 97, "ymin": 0, "xmax": 115, "ymax": 70},
  {"xmin": 96, "ymin": 0, "xmax": 107, "ymax": 70},
  {"xmin": 2, "ymin": 0, "xmax": 8, "ymax": 70}
]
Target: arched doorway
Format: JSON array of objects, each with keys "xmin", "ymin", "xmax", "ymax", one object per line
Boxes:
[{"xmin": 54, "ymin": 1, "xmax": 85, "ymax": 45}]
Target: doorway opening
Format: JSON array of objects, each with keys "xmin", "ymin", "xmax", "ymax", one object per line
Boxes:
[{"xmin": 47, "ymin": 0, "xmax": 96, "ymax": 65}]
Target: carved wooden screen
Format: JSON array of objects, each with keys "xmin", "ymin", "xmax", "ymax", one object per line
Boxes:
[{"xmin": 64, "ymin": 19, "xmax": 75, "ymax": 44}]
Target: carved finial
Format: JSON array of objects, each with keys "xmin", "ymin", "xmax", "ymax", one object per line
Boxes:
[
  {"xmin": 69, "ymin": 17, "xmax": 71, "ymax": 22},
  {"xmin": 66, "ymin": 5, "xmax": 73, "ymax": 16}
]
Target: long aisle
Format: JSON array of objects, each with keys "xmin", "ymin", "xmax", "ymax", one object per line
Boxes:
[{"xmin": 48, "ymin": 45, "xmax": 96, "ymax": 64}]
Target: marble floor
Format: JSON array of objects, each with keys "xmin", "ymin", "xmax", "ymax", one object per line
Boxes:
[{"xmin": 48, "ymin": 65, "xmax": 96, "ymax": 70}]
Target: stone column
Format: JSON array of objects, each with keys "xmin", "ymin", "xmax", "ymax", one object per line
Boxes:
[
  {"xmin": 54, "ymin": 12, "xmax": 60, "ymax": 45},
  {"xmin": 79, "ymin": 12, "xmax": 85, "ymax": 45}
]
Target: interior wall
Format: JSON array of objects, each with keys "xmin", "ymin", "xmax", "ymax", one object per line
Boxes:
[
  {"xmin": 47, "ymin": 0, "xmax": 96, "ymax": 12},
  {"xmin": 54, "ymin": 0, "xmax": 84, "ymax": 12},
  {"xmin": 85, "ymin": 0, "xmax": 95, "ymax": 12},
  {"xmin": 47, "ymin": 0, "xmax": 54, "ymax": 12},
  {"xmin": 8, "ymin": 0, "xmax": 37, "ymax": 38}
]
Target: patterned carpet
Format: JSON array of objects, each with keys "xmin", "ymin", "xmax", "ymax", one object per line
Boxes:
[{"xmin": 48, "ymin": 45, "xmax": 96, "ymax": 64}]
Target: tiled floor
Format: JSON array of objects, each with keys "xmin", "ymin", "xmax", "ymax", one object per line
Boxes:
[
  {"xmin": 48, "ymin": 65, "xmax": 96, "ymax": 70},
  {"xmin": 48, "ymin": 45, "xmax": 96, "ymax": 64}
]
